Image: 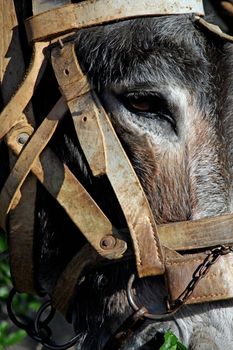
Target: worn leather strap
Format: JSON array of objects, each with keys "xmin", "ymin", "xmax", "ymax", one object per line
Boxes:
[
  {"xmin": 1, "ymin": 0, "xmax": 124, "ymax": 296},
  {"xmin": 53, "ymin": 213, "xmax": 233, "ymax": 316},
  {"xmin": 0, "ymin": 98, "xmax": 67, "ymax": 231},
  {"xmin": 25, "ymin": 0, "xmax": 205, "ymax": 43},
  {"xmin": 0, "ymin": 0, "xmax": 38, "ymax": 294},
  {"xmin": 0, "ymin": 41, "xmax": 47, "ymax": 141},
  {"xmin": 166, "ymin": 252, "xmax": 233, "ymax": 305},
  {"xmin": 7, "ymin": 119, "xmax": 126, "ymax": 261},
  {"xmin": 0, "ymin": 98, "xmax": 66, "ymax": 293},
  {"xmin": 196, "ymin": 17, "xmax": 233, "ymax": 42},
  {"xmin": 158, "ymin": 213, "xmax": 233, "ymax": 251},
  {"xmin": 52, "ymin": 243, "xmax": 104, "ymax": 315},
  {"xmin": 51, "ymin": 42, "xmax": 165, "ymax": 278}
]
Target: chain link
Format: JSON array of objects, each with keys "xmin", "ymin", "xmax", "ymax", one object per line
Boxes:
[
  {"xmin": 7, "ymin": 289, "xmax": 80, "ymax": 350},
  {"xmin": 168, "ymin": 245, "xmax": 233, "ymax": 311}
]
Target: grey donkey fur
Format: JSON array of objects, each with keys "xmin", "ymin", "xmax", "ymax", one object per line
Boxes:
[{"xmin": 65, "ymin": 14, "xmax": 233, "ymax": 350}]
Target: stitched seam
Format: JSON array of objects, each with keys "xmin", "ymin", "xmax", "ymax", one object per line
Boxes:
[
  {"xmin": 128, "ymin": 223, "xmax": 142, "ymax": 267},
  {"xmin": 146, "ymin": 215, "xmax": 163, "ymax": 267},
  {"xmin": 166, "ymin": 258, "xmax": 204, "ymax": 266},
  {"xmin": 189, "ymin": 292, "xmax": 228, "ymax": 300},
  {"xmin": 167, "ymin": 254, "xmax": 231, "ymax": 267}
]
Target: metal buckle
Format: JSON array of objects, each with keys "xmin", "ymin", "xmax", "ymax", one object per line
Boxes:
[{"xmin": 127, "ymin": 274, "xmax": 177, "ymax": 320}]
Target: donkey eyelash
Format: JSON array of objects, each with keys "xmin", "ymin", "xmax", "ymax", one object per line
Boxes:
[{"xmin": 119, "ymin": 91, "xmax": 176, "ymax": 129}]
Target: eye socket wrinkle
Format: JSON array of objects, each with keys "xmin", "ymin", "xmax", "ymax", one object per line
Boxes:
[{"xmin": 118, "ymin": 90, "xmax": 177, "ymax": 131}]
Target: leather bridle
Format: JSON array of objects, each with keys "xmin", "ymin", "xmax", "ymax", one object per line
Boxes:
[{"xmin": 1, "ymin": 0, "xmax": 233, "ymax": 349}]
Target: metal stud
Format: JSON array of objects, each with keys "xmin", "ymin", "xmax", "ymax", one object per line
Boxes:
[
  {"xmin": 17, "ymin": 132, "xmax": 30, "ymax": 145},
  {"xmin": 100, "ymin": 235, "xmax": 117, "ymax": 250}
]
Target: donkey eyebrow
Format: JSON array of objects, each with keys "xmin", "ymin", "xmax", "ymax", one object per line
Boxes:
[{"xmin": 110, "ymin": 82, "xmax": 165, "ymax": 95}]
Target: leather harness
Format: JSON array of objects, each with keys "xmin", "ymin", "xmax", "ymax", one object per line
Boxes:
[{"xmin": 1, "ymin": 0, "xmax": 233, "ymax": 348}]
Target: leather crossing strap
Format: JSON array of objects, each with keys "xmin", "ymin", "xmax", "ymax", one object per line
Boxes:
[
  {"xmin": 0, "ymin": 98, "xmax": 67, "ymax": 293},
  {"xmin": 0, "ymin": 98, "xmax": 67, "ymax": 231},
  {"xmin": 0, "ymin": 0, "xmax": 125, "ymax": 295},
  {"xmin": 5, "ymin": 116, "xmax": 127, "ymax": 261},
  {"xmin": 52, "ymin": 213, "xmax": 233, "ymax": 316},
  {"xmin": 25, "ymin": 0, "xmax": 205, "ymax": 43},
  {"xmin": 51, "ymin": 42, "xmax": 165, "ymax": 278}
]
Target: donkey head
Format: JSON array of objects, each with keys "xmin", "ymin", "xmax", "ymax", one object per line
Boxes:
[
  {"xmin": 2, "ymin": 2, "xmax": 233, "ymax": 349},
  {"xmin": 36, "ymin": 14, "xmax": 233, "ymax": 349}
]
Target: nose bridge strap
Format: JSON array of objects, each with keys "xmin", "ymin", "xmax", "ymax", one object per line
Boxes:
[{"xmin": 51, "ymin": 42, "xmax": 165, "ymax": 278}]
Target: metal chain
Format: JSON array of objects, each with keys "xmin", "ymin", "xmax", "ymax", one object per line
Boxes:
[
  {"xmin": 7, "ymin": 245, "xmax": 233, "ymax": 349},
  {"xmin": 127, "ymin": 245, "xmax": 233, "ymax": 320},
  {"xmin": 7, "ymin": 289, "xmax": 80, "ymax": 350},
  {"xmin": 168, "ymin": 245, "xmax": 233, "ymax": 311}
]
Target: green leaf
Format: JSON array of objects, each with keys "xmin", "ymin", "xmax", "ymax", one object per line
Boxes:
[
  {"xmin": 0, "ymin": 262, "xmax": 11, "ymax": 279},
  {"xmin": 177, "ymin": 341, "xmax": 188, "ymax": 350},
  {"xmin": 28, "ymin": 300, "xmax": 42, "ymax": 311},
  {"xmin": 0, "ymin": 321, "xmax": 9, "ymax": 334},
  {"xmin": 0, "ymin": 236, "xmax": 7, "ymax": 252},
  {"xmin": 4, "ymin": 330, "xmax": 26, "ymax": 346},
  {"xmin": 0, "ymin": 287, "xmax": 9, "ymax": 300},
  {"xmin": 0, "ymin": 321, "xmax": 9, "ymax": 344},
  {"xmin": 159, "ymin": 331, "xmax": 188, "ymax": 350}
]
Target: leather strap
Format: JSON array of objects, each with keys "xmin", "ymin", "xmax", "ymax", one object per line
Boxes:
[
  {"xmin": 0, "ymin": 41, "xmax": 48, "ymax": 141},
  {"xmin": 53, "ymin": 213, "xmax": 233, "ymax": 316},
  {"xmin": 166, "ymin": 252, "xmax": 233, "ymax": 305},
  {"xmin": 52, "ymin": 244, "xmax": 105, "ymax": 315},
  {"xmin": 0, "ymin": 97, "xmax": 66, "ymax": 293},
  {"xmin": 7, "ymin": 118, "xmax": 127, "ymax": 261},
  {"xmin": 196, "ymin": 17, "xmax": 233, "ymax": 42},
  {"xmin": 158, "ymin": 213, "xmax": 233, "ymax": 251},
  {"xmin": 0, "ymin": 98, "xmax": 67, "ymax": 231},
  {"xmin": 25, "ymin": 0, "xmax": 205, "ymax": 43},
  {"xmin": 51, "ymin": 42, "xmax": 165, "ymax": 278},
  {"xmin": 0, "ymin": 0, "xmax": 38, "ymax": 294},
  {"xmin": 1, "ymin": 0, "xmax": 125, "ymax": 296}
]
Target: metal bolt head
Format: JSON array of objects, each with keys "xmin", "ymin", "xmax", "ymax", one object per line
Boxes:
[
  {"xmin": 17, "ymin": 132, "xmax": 30, "ymax": 145},
  {"xmin": 100, "ymin": 235, "xmax": 117, "ymax": 250}
]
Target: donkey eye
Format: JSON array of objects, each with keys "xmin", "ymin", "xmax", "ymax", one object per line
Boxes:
[
  {"xmin": 126, "ymin": 95, "xmax": 152, "ymax": 112},
  {"xmin": 120, "ymin": 92, "xmax": 176, "ymax": 130}
]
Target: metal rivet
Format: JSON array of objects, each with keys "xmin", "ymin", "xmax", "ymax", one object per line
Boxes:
[
  {"xmin": 17, "ymin": 133, "xmax": 30, "ymax": 145},
  {"xmin": 100, "ymin": 235, "xmax": 117, "ymax": 250}
]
